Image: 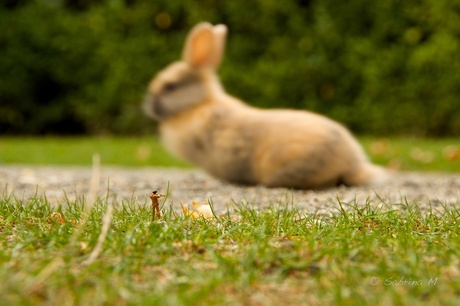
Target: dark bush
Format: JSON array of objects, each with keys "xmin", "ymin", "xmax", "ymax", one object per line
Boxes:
[{"xmin": 1, "ymin": 0, "xmax": 459, "ymax": 136}]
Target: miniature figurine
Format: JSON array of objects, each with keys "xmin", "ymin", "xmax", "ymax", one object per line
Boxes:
[{"xmin": 149, "ymin": 190, "xmax": 165, "ymax": 221}]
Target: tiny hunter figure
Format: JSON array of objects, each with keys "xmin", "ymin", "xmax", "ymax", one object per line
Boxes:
[{"xmin": 149, "ymin": 190, "xmax": 165, "ymax": 221}]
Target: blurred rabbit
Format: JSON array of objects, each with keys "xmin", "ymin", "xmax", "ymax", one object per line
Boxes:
[{"xmin": 144, "ymin": 22, "xmax": 389, "ymax": 189}]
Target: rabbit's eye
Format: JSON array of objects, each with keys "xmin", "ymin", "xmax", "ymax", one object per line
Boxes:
[{"xmin": 164, "ymin": 83, "xmax": 178, "ymax": 92}]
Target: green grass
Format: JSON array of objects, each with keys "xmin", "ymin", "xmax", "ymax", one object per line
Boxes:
[
  {"xmin": 360, "ymin": 137, "xmax": 460, "ymax": 172},
  {"xmin": 1, "ymin": 136, "xmax": 459, "ymax": 171},
  {"xmin": 1, "ymin": 193, "xmax": 460, "ymax": 305},
  {"xmin": 0, "ymin": 136, "xmax": 191, "ymax": 167}
]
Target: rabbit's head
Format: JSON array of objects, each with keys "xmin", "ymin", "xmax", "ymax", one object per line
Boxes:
[{"xmin": 144, "ymin": 22, "xmax": 227, "ymax": 120}]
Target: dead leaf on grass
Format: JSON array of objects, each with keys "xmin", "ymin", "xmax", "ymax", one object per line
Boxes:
[
  {"xmin": 182, "ymin": 201, "xmax": 214, "ymax": 219},
  {"xmin": 136, "ymin": 143, "xmax": 152, "ymax": 161},
  {"xmin": 370, "ymin": 138, "xmax": 392, "ymax": 156},
  {"xmin": 443, "ymin": 146, "xmax": 460, "ymax": 162},
  {"xmin": 410, "ymin": 148, "xmax": 435, "ymax": 164},
  {"xmin": 47, "ymin": 212, "xmax": 78, "ymax": 226},
  {"xmin": 48, "ymin": 212, "xmax": 65, "ymax": 225}
]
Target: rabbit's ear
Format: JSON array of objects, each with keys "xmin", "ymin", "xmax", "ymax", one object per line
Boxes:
[
  {"xmin": 183, "ymin": 22, "xmax": 226, "ymax": 70},
  {"xmin": 210, "ymin": 24, "xmax": 227, "ymax": 68}
]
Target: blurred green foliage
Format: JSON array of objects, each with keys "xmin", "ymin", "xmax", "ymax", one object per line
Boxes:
[{"xmin": 1, "ymin": 0, "xmax": 460, "ymax": 135}]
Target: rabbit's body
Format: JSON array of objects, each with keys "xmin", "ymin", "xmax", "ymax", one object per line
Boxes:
[
  {"xmin": 157, "ymin": 87, "xmax": 385, "ymax": 188},
  {"xmin": 144, "ymin": 22, "xmax": 389, "ymax": 189}
]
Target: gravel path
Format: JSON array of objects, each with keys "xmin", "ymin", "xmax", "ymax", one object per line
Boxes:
[{"xmin": 1, "ymin": 165, "xmax": 459, "ymax": 216}]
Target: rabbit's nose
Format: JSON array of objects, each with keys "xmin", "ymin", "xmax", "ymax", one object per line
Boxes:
[
  {"xmin": 143, "ymin": 93, "xmax": 162, "ymax": 119},
  {"xmin": 153, "ymin": 97, "xmax": 166, "ymax": 117}
]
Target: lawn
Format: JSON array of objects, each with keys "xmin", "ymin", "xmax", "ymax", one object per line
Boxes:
[
  {"xmin": 0, "ymin": 136, "xmax": 191, "ymax": 167},
  {"xmin": 1, "ymin": 195, "xmax": 460, "ymax": 305},
  {"xmin": 0, "ymin": 136, "xmax": 459, "ymax": 305}
]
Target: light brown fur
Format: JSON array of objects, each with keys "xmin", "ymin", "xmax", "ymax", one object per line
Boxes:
[{"xmin": 144, "ymin": 22, "xmax": 390, "ymax": 189}]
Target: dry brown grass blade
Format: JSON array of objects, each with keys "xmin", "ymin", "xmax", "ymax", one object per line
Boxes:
[{"xmin": 84, "ymin": 204, "xmax": 113, "ymax": 266}]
